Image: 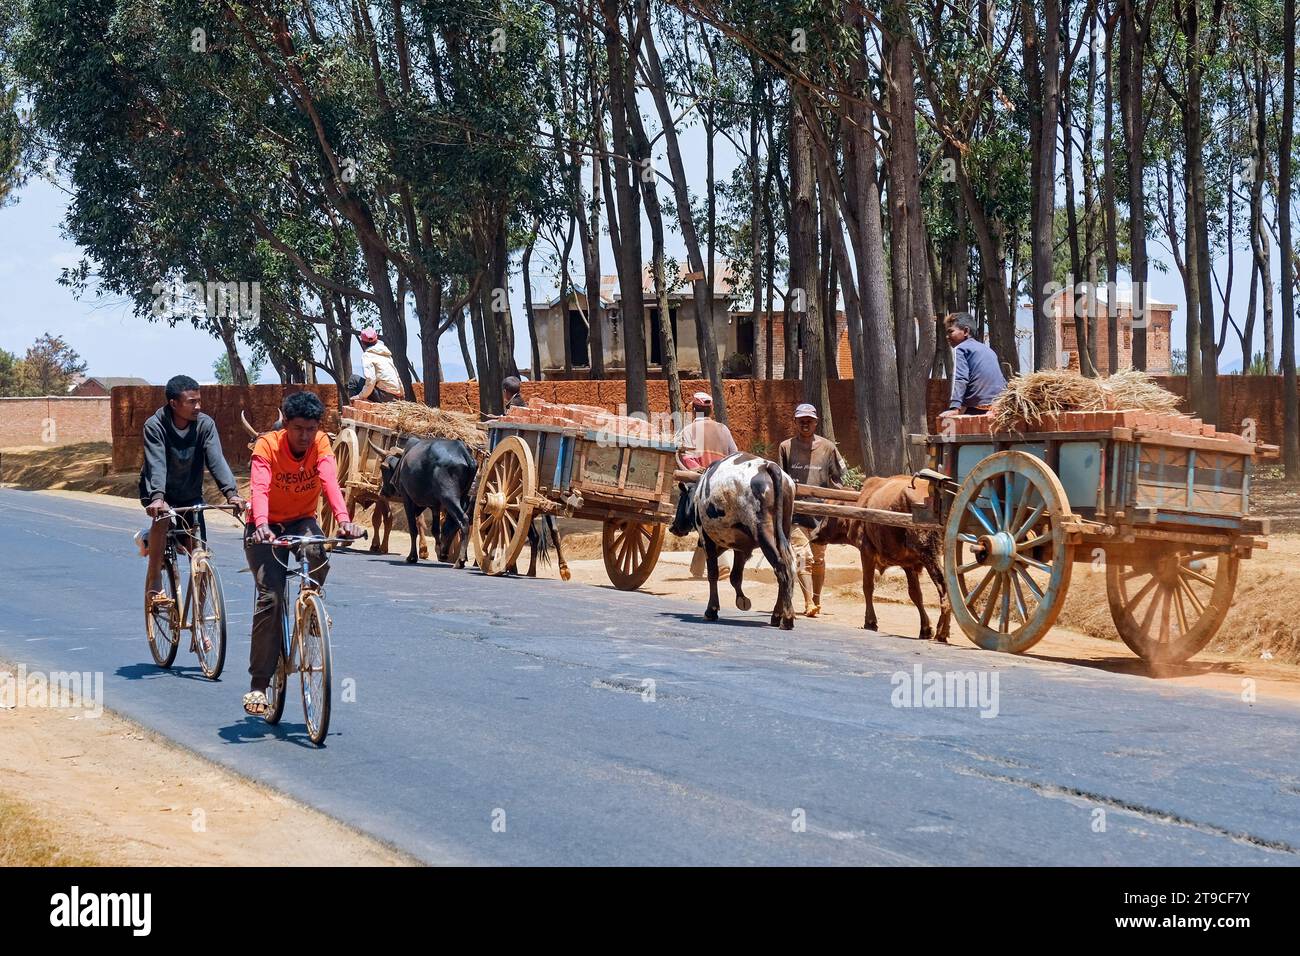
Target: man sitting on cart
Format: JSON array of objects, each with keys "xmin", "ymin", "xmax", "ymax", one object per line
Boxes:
[
  {"xmin": 938, "ymin": 313, "xmax": 1007, "ymax": 420},
  {"xmin": 676, "ymin": 391, "xmax": 738, "ymax": 577},
  {"xmin": 503, "ymin": 375, "xmax": 526, "ymax": 410},
  {"xmin": 242, "ymin": 391, "xmax": 365, "ymax": 717},
  {"xmin": 347, "ymin": 328, "xmax": 404, "ymax": 403},
  {"xmin": 779, "ymin": 403, "xmax": 847, "ymax": 618}
]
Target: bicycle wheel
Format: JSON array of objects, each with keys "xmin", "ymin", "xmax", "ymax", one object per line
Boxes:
[
  {"xmin": 298, "ymin": 592, "xmax": 333, "ymax": 746},
  {"xmin": 192, "ymin": 558, "xmax": 227, "ymax": 680},
  {"xmin": 263, "ymin": 608, "xmax": 290, "ymax": 725},
  {"xmin": 145, "ymin": 557, "xmax": 180, "ymax": 668}
]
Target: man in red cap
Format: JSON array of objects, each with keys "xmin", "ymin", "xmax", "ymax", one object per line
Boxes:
[
  {"xmin": 675, "ymin": 391, "xmax": 738, "ymax": 577},
  {"xmin": 349, "ymin": 328, "xmax": 404, "ymax": 403}
]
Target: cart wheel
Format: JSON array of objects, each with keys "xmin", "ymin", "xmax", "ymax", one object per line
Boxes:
[
  {"xmin": 320, "ymin": 427, "xmax": 358, "ymax": 537},
  {"xmin": 944, "ymin": 451, "xmax": 1075, "ymax": 654},
  {"xmin": 603, "ymin": 518, "xmax": 665, "ymax": 591},
  {"xmin": 1106, "ymin": 547, "xmax": 1238, "ymax": 665},
  {"xmin": 472, "ymin": 436, "xmax": 536, "ymax": 575}
]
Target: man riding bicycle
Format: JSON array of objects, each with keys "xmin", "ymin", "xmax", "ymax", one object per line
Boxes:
[
  {"xmin": 139, "ymin": 375, "xmax": 244, "ymax": 612},
  {"xmin": 243, "ymin": 390, "xmax": 363, "ymax": 716}
]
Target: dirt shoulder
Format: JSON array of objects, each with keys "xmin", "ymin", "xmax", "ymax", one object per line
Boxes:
[{"xmin": 0, "ymin": 660, "xmax": 416, "ymax": 866}]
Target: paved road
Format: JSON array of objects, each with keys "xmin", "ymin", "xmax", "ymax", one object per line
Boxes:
[{"xmin": 1, "ymin": 487, "xmax": 1298, "ymax": 865}]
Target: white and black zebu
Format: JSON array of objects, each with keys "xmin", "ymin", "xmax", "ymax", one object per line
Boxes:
[{"xmin": 671, "ymin": 453, "xmax": 797, "ymax": 629}]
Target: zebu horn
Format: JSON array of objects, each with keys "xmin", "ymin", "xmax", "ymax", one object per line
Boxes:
[
  {"xmin": 367, "ymin": 436, "xmax": 392, "ymax": 458},
  {"xmin": 240, "ymin": 410, "xmax": 259, "ymax": 438}
]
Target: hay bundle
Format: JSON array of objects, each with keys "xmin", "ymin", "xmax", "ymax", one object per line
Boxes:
[
  {"xmin": 989, "ymin": 368, "xmax": 1180, "ymax": 431},
  {"xmin": 368, "ymin": 401, "xmax": 486, "ymax": 450}
]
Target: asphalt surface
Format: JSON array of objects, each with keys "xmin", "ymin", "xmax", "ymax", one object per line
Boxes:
[{"xmin": 1, "ymin": 486, "xmax": 1298, "ymax": 865}]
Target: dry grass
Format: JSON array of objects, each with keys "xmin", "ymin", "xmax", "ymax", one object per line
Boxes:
[
  {"xmin": 369, "ymin": 402, "xmax": 485, "ymax": 450},
  {"xmin": 0, "ymin": 790, "xmax": 100, "ymax": 866},
  {"xmin": 0, "ymin": 442, "xmax": 138, "ymax": 497},
  {"xmin": 1053, "ymin": 538, "xmax": 1300, "ymax": 664},
  {"xmin": 990, "ymin": 368, "xmax": 1180, "ymax": 431}
]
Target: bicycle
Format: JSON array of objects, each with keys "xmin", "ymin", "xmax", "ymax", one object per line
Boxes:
[
  {"xmin": 143, "ymin": 503, "xmax": 243, "ymax": 679},
  {"xmin": 260, "ymin": 532, "xmax": 366, "ymax": 746}
]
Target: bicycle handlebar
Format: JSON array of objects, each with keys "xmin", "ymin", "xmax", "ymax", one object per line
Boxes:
[
  {"xmin": 152, "ymin": 502, "xmax": 245, "ymax": 523},
  {"xmin": 269, "ymin": 533, "xmax": 368, "ymax": 549}
]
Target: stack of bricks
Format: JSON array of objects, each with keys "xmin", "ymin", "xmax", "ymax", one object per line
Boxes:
[
  {"xmin": 948, "ymin": 408, "xmax": 1243, "ymax": 443},
  {"xmin": 343, "ymin": 400, "xmax": 392, "ymax": 427},
  {"xmin": 502, "ymin": 398, "xmax": 657, "ymax": 441}
]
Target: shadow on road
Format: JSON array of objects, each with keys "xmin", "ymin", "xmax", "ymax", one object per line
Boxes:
[
  {"xmin": 1025, "ymin": 652, "xmax": 1246, "ymax": 680},
  {"xmin": 657, "ymin": 610, "xmax": 785, "ymax": 629},
  {"xmin": 115, "ymin": 662, "xmax": 213, "ymax": 682},
  {"xmin": 217, "ymin": 716, "xmax": 326, "ymax": 749}
]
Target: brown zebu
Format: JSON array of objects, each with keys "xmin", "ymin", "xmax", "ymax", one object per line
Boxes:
[
  {"xmin": 671, "ymin": 452, "xmax": 797, "ymax": 629},
  {"xmin": 812, "ymin": 476, "xmax": 951, "ymax": 642}
]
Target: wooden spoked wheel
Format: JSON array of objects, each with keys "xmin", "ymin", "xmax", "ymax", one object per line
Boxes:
[
  {"xmin": 472, "ymin": 436, "xmax": 536, "ymax": 575},
  {"xmin": 944, "ymin": 451, "xmax": 1075, "ymax": 654},
  {"xmin": 1106, "ymin": 547, "xmax": 1239, "ymax": 664},
  {"xmin": 320, "ymin": 427, "xmax": 358, "ymax": 537},
  {"xmin": 602, "ymin": 518, "xmax": 665, "ymax": 591}
]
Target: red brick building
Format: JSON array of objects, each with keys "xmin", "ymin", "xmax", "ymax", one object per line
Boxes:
[{"xmin": 1049, "ymin": 287, "xmax": 1175, "ymax": 374}]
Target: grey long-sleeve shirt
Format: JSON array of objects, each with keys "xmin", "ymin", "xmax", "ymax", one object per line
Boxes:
[
  {"xmin": 949, "ymin": 337, "xmax": 1008, "ymax": 410},
  {"xmin": 138, "ymin": 407, "xmax": 238, "ymax": 504}
]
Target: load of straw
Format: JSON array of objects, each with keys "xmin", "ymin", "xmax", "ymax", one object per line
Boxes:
[
  {"xmin": 988, "ymin": 368, "xmax": 1181, "ymax": 432},
  {"xmin": 364, "ymin": 401, "xmax": 486, "ymax": 450}
]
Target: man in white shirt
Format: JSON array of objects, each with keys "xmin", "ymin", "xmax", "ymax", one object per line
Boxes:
[{"xmin": 350, "ymin": 328, "xmax": 404, "ymax": 403}]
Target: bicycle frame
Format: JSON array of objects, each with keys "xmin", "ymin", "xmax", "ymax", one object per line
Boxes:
[
  {"xmin": 262, "ymin": 532, "xmax": 364, "ymax": 745},
  {"xmin": 148, "ymin": 503, "xmax": 241, "ymax": 672}
]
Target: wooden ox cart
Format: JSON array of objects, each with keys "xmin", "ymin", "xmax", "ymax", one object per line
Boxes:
[
  {"xmin": 470, "ymin": 417, "xmax": 678, "ymax": 590},
  {"xmin": 906, "ymin": 418, "xmax": 1269, "ymax": 664},
  {"xmin": 668, "ymin": 415, "xmax": 1268, "ymax": 666}
]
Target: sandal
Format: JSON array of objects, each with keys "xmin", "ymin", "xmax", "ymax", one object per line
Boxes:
[
  {"xmin": 243, "ymin": 691, "xmax": 269, "ymax": 716},
  {"xmin": 147, "ymin": 592, "xmax": 175, "ymax": 613}
]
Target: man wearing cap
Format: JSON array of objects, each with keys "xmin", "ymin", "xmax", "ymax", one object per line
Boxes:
[
  {"xmin": 349, "ymin": 328, "xmax": 404, "ymax": 403},
  {"xmin": 675, "ymin": 391, "xmax": 738, "ymax": 577},
  {"xmin": 779, "ymin": 404, "xmax": 846, "ymax": 617}
]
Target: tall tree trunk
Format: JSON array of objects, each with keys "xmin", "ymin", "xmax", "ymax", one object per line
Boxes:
[
  {"xmin": 1281, "ymin": 0, "xmax": 1297, "ymax": 474},
  {"xmin": 457, "ymin": 308, "xmax": 475, "ymax": 381},
  {"xmin": 640, "ymin": 6, "xmax": 727, "ymax": 419},
  {"xmin": 419, "ymin": 278, "xmax": 442, "ymax": 408},
  {"xmin": 521, "ymin": 228, "xmax": 542, "ymax": 380},
  {"xmin": 1104, "ymin": 1, "xmax": 1120, "ymax": 374},
  {"xmin": 1250, "ymin": 51, "xmax": 1276, "ymax": 373},
  {"xmin": 1023, "ymin": 0, "xmax": 1062, "ymax": 369},
  {"xmin": 886, "ymin": 8, "xmax": 936, "ymax": 434},
  {"xmin": 603, "ymin": 0, "xmax": 648, "ymax": 413},
  {"xmin": 626, "ymin": 59, "xmax": 683, "ymax": 420},
  {"xmin": 789, "ymin": 99, "xmax": 831, "ymax": 438},
  {"xmin": 1120, "ymin": 0, "xmax": 1149, "ymax": 370}
]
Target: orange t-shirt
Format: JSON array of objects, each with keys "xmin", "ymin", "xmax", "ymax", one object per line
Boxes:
[{"xmin": 251, "ymin": 430, "xmax": 333, "ymax": 524}]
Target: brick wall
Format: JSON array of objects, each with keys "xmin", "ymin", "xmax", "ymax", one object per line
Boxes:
[
  {"xmin": 0, "ymin": 397, "xmax": 112, "ymax": 448},
  {"xmin": 111, "ymin": 385, "xmax": 344, "ymax": 473},
  {"xmin": 109, "ymin": 375, "xmax": 1294, "ymax": 474}
]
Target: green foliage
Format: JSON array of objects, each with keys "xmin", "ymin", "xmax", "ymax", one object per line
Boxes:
[
  {"xmin": 0, "ymin": 347, "xmax": 32, "ymax": 396},
  {"xmin": 213, "ymin": 350, "xmax": 266, "ymax": 385},
  {"xmin": 840, "ymin": 465, "xmax": 865, "ymax": 491},
  {"xmin": 20, "ymin": 333, "xmax": 86, "ymax": 394}
]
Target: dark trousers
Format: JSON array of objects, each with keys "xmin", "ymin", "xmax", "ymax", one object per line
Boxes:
[{"xmin": 243, "ymin": 517, "xmax": 329, "ymax": 691}]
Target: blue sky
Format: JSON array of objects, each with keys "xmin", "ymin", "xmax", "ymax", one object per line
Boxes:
[{"xmin": 0, "ymin": 124, "xmax": 1280, "ymax": 385}]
